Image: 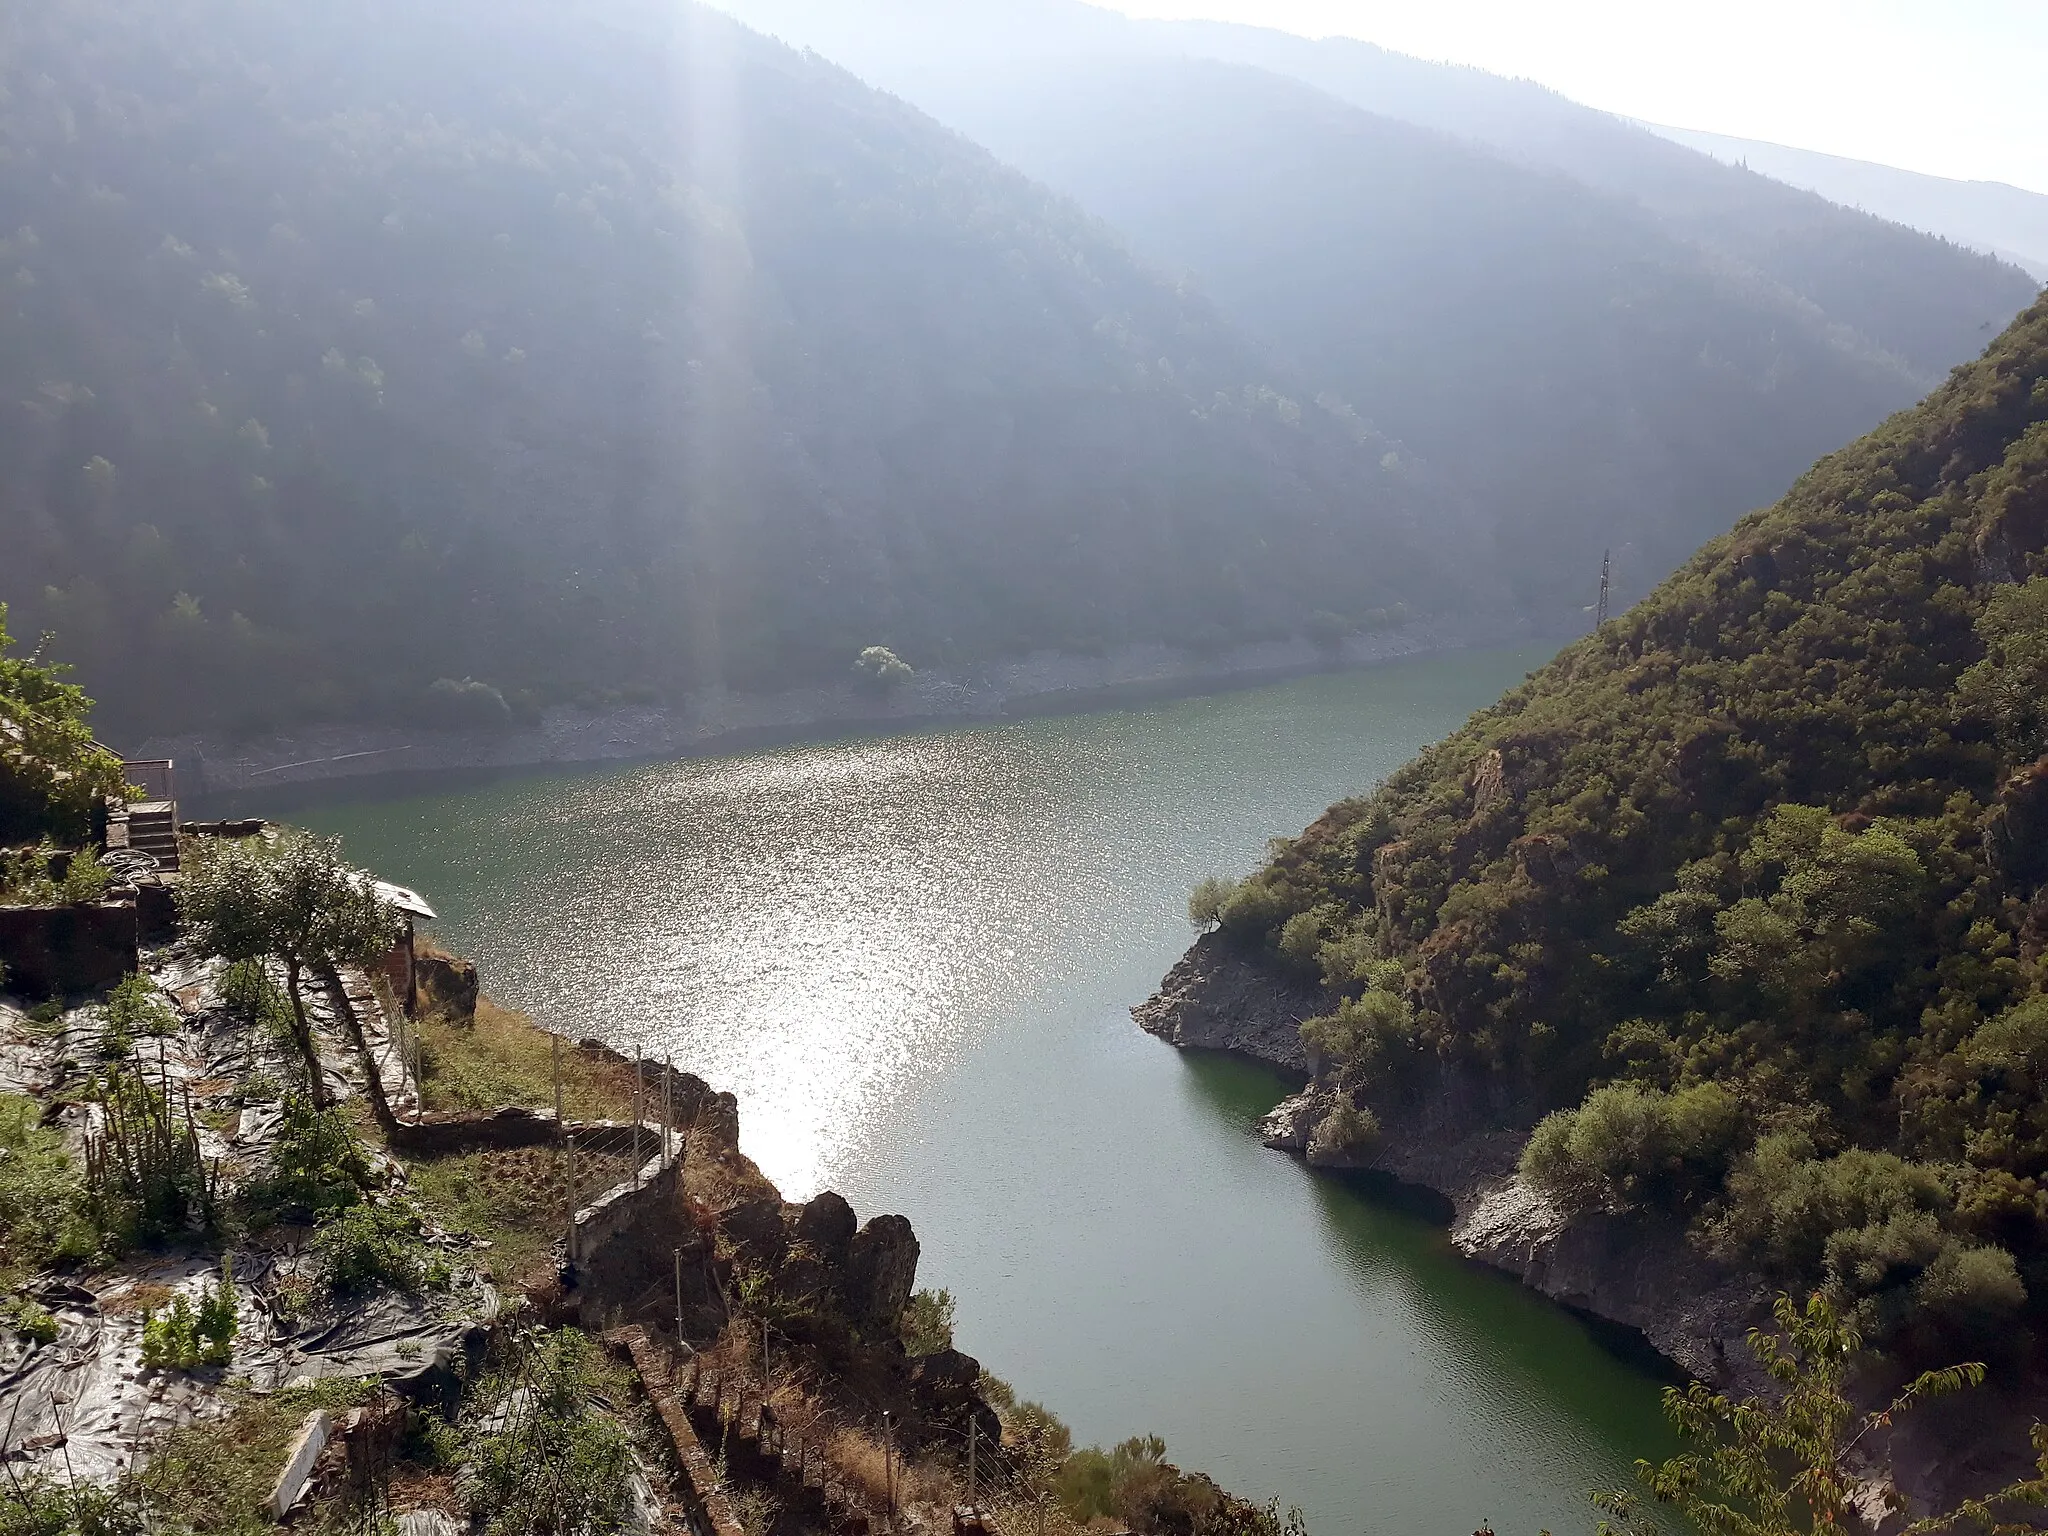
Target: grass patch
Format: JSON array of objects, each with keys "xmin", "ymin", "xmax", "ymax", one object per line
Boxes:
[
  {"xmin": 132, "ymin": 1377, "xmax": 378, "ymax": 1535},
  {"xmin": 415, "ymin": 999, "xmax": 635, "ymax": 1121},
  {"xmin": 404, "ymin": 1142, "xmax": 639, "ymax": 1280}
]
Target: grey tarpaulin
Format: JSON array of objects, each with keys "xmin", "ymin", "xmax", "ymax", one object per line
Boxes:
[{"xmin": 0, "ymin": 1249, "xmax": 499, "ymax": 1485}]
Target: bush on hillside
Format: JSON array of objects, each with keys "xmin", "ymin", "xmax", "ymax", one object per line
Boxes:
[
  {"xmin": 1520, "ymin": 1081, "xmax": 1741, "ymax": 1215},
  {"xmin": 853, "ymin": 647, "xmax": 915, "ymax": 694},
  {"xmin": 1299, "ymin": 991, "xmax": 1415, "ymax": 1083}
]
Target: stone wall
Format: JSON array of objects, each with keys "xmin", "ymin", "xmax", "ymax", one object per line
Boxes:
[
  {"xmin": 0, "ymin": 900, "xmax": 139, "ymax": 997},
  {"xmin": 570, "ymin": 1128, "xmax": 683, "ymax": 1272},
  {"xmin": 385, "ymin": 1106, "xmax": 564, "ymax": 1157}
]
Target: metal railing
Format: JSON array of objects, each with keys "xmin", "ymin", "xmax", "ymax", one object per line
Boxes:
[{"xmin": 122, "ymin": 759, "xmax": 176, "ymax": 804}]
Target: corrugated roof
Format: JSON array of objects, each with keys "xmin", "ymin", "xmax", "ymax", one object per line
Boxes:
[{"xmin": 371, "ymin": 880, "xmax": 437, "ymax": 921}]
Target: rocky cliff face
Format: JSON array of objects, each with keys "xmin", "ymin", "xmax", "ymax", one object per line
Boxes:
[
  {"xmin": 1131, "ymin": 932, "xmax": 1321, "ymax": 1071},
  {"xmin": 1135, "ymin": 940, "xmax": 1770, "ymax": 1382},
  {"xmin": 1256, "ymin": 1071, "xmax": 1770, "ymax": 1391}
]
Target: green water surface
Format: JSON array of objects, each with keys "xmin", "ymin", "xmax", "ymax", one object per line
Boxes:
[{"xmin": 233, "ymin": 649, "xmax": 1681, "ymax": 1534}]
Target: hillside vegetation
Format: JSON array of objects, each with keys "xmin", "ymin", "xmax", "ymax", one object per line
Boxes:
[
  {"xmin": 0, "ymin": 0, "xmax": 1469, "ymax": 741},
  {"xmin": 1206, "ymin": 295, "xmax": 2048, "ymax": 1359},
  {"xmin": 715, "ymin": 0, "xmax": 2041, "ymax": 618}
]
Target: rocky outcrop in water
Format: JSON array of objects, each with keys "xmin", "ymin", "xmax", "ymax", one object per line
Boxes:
[
  {"xmin": 1250, "ymin": 1073, "xmax": 1768, "ymax": 1388},
  {"xmin": 1131, "ymin": 933, "xmax": 1321, "ymax": 1071},
  {"xmin": 1136, "ymin": 946, "xmax": 1770, "ymax": 1382}
]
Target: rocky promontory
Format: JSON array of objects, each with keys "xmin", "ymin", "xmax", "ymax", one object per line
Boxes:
[
  {"xmin": 1135, "ymin": 934, "xmax": 1767, "ymax": 1385},
  {"xmin": 1132, "ymin": 934, "xmax": 2043, "ymax": 1518}
]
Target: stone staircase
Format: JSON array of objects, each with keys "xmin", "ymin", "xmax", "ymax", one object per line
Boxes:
[{"xmin": 125, "ymin": 802, "xmax": 180, "ymax": 870}]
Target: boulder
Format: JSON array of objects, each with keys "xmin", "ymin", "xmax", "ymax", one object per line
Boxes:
[
  {"xmin": 844, "ymin": 1214, "xmax": 919, "ymax": 1332},
  {"xmin": 1258, "ymin": 1087, "xmax": 1329, "ymax": 1153},
  {"xmin": 413, "ymin": 951, "xmax": 479, "ymax": 1023},
  {"xmin": 910, "ymin": 1349, "xmax": 998, "ymax": 1443},
  {"xmin": 795, "ymin": 1190, "xmax": 858, "ymax": 1265},
  {"xmin": 719, "ymin": 1197, "xmax": 789, "ymax": 1267}
]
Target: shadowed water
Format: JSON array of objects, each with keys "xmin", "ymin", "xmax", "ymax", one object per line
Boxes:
[{"xmin": 249, "ymin": 650, "xmax": 1681, "ymax": 1535}]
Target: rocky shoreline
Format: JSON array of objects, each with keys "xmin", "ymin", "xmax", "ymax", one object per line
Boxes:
[
  {"xmin": 1133, "ymin": 936, "xmax": 1769, "ymax": 1386},
  {"xmin": 1134, "ymin": 934, "xmax": 2039, "ymax": 1516},
  {"xmin": 144, "ymin": 619, "xmax": 1535, "ymax": 799}
]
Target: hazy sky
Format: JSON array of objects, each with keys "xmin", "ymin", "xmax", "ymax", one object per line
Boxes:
[{"xmin": 1108, "ymin": 1, "xmax": 2048, "ymax": 194}]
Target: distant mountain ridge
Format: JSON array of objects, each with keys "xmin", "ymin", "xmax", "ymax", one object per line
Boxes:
[
  {"xmin": 1648, "ymin": 123, "xmax": 2048, "ymax": 279},
  {"xmin": 715, "ymin": 0, "xmax": 2039, "ymax": 616}
]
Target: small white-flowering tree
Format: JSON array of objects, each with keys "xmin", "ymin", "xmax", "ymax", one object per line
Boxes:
[{"xmin": 853, "ymin": 645, "xmax": 914, "ymax": 693}]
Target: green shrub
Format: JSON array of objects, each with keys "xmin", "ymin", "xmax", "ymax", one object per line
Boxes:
[
  {"xmin": 852, "ymin": 646, "xmax": 914, "ymax": 693},
  {"xmin": 899, "ymin": 1287, "xmax": 956, "ymax": 1355},
  {"xmin": 1520, "ymin": 1080, "xmax": 1741, "ymax": 1215},
  {"xmin": 0, "ymin": 1477, "xmax": 145, "ymax": 1536},
  {"xmin": 1212, "ymin": 872, "xmax": 1294, "ymax": 945},
  {"xmin": 1314, "ymin": 928, "xmax": 1392, "ymax": 994},
  {"xmin": 1702, "ymin": 1136, "xmax": 2026, "ymax": 1340},
  {"xmin": 1059, "ymin": 1435, "xmax": 1168, "ymax": 1523},
  {"xmin": 0, "ymin": 846, "xmax": 111, "ymax": 908},
  {"xmin": 140, "ymin": 1263, "xmax": 236, "ymax": 1370},
  {"xmin": 460, "ymin": 1329, "xmax": 634, "ymax": 1536},
  {"xmin": 1915, "ymin": 1242, "xmax": 2028, "ymax": 1335},
  {"xmin": 1958, "ymin": 574, "xmax": 2048, "ymax": 762},
  {"xmin": 3, "ymin": 1297, "xmax": 58, "ymax": 1345},
  {"xmin": 1308, "ymin": 1102, "xmax": 1381, "ymax": 1164},
  {"xmin": 1275, "ymin": 907, "xmax": 1335, "ymax": 975},
  {"xmin": 1299, "ymin": 990, "xmax": 1414, "ymax": 1082},
  {"xmin": 1709, "ymin": 1135, "xmax": 1950, "ymax": 1277},
  {"xmin": 0, "ymin": 1093, "xmax": 98, "ymax": 1268},
  {"xmin": 105, "ymin": 974, "xmax": 177, "ymax": 1039},
  {"xmin": 310, "ymin": 1203, "xmax": 425, "ymax": 1295},
  {"xmin": 98, "ymin": 973, "xmax": 177, "ymax": 1059},
  {"xmin": 242, "ymin": 1091, "xmax": 369, "ymax": 1224}
]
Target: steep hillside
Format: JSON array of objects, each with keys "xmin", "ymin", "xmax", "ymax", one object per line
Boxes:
[
  {"xmin": 1172, "ymin": 295, "xmax": 2048, "ymax": 1370},
  {"xmin": 914, "ymin": 55, "xmax": 1938, "ymax": 617},
  {"xmin": 0, "ymin": 0, "xmax": 1471, "ymax": 740},
  {"xmin": 712, "ymin": 0, "xmax": 2037, "ymax": 618}
]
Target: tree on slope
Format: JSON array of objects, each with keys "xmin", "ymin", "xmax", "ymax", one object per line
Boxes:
[
  {"xmin": 1595, "ymin": 1292, "xmax": 2046, "ymax": 1536},
  {"xmin": 0, "ymin": 603, "xmax": 127, "ymax": 844},
  {"xmin": 179, "ymin": 832, "xmax": 397, "ymax": 1108}
]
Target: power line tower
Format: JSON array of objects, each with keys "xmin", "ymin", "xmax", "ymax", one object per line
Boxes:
[{"xmin": 1596, "ymin": 548, "xmax": 1612, "ymax": 627}]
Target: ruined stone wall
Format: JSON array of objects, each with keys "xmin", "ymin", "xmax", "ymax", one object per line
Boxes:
[{"xmin": 0, "ymin": 900, "xmax": 139, "ymax": 996}]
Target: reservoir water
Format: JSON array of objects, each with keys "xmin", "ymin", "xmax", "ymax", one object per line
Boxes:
[{"xmin": 242, "ymin": 649, "xmax": 1680, "ymax": 1534}]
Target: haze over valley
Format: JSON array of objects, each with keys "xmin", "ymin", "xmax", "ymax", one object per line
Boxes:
[{"xmin": 4, "ymin": 4, "xmax": 2048, "ymax": 1533}]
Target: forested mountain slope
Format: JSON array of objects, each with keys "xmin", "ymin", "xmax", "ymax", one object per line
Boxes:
[
  {"xmin": 713, "ymin": 0, "xmax": 2039, "ymax": 619},
  {"xmin": 1194, "ymin": 294, "xmax": 2048, "ymax": 1361},
  {"xmin": 0, "ymin": 0, "xmax": 1473, "ymax": 740}
]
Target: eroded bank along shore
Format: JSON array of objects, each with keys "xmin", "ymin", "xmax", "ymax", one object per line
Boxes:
[
  {"xmin": 142, "ymin": 620, "xmax": 1533, "ymax": 799},
  {"xmin": 1133, "ymin": 933, "xmax": 2038, "ymax": 1518},
  {"xmin": 0, "ymin": 825, "xmax": 1279, "ymax": 1535}
]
